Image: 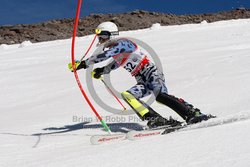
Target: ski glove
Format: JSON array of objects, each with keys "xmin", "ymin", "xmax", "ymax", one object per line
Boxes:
[
  {"xmin": 92, "ymin": 67, "xmax": 105, "ymax": 79},
  {"xmin": 68, "ymin": 60, "xmax": 88, "ymax": 72}
]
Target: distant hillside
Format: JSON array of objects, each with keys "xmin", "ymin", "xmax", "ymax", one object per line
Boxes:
[{"xmin": 1, "ymin": 8, "xmax": 250, "ymax": 45}]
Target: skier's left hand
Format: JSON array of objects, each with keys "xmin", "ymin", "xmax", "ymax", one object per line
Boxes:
[{"xmin": 92, "ymin": 67, "xmax": 104, "ymax": 79}]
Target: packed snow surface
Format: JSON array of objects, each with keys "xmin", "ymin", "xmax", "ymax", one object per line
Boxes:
[{"xmin": 1, "ymin": 19, "xmax": 250, "ymax": 167}]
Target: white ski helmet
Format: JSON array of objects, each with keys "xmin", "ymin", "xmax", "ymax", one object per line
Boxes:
[{"xmin": 95, "ymin": 21, "xmax": 119, "ymax": 37}]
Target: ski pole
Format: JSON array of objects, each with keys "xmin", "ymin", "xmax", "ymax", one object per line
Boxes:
[{"xmin": 100, "ymin": 78, "xmax": 127, "ymax": 111}]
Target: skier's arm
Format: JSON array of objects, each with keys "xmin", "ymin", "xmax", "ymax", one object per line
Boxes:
[
  {"xmin": 74, "ymin": 39, "xmax": 134, "ymax": 72},
  {"xmin": 85, "ymin": 41, "xmax": 123, "ymax": 67}
]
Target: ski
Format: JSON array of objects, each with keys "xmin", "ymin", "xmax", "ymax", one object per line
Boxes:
[
  {"xmin": 126, "ymin": 124, "xmax": 186, "ymax": 140},
  {"xmin": 90, "ymin": 115, "xmax": 216, "ymax": 144},
  {"xmin": 90, "ymin": 133, "xmax": 126, "ymax": 145},
  {"xmin": 90, "ymin": 125, "xmax": 185, "ymax": 144}
]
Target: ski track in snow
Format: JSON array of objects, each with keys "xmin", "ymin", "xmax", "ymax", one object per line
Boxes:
[{"xmin": 1, "ymin": 19, "xmax": 250, "ymax": 167}]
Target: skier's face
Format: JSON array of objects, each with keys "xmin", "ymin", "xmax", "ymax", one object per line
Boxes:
[
  {"xmin": 95, "ymin": 29, "xmax": 111, "ymax": 44},
  {"xmin": 98, "ymin": 35, "xmax": 110, "ymax": 44}
]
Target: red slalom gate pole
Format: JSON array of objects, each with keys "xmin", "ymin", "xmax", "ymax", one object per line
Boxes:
[{"xmin": 71, "ymin": 0, "xmax": 111, "ymax": 134}]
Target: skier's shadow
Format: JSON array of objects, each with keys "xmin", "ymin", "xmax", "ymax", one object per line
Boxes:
[
  {"xmin": 1, "ymin": 122, "xmax": 144, "ymax": 148},
  {"xmin": 33, "ymin": 122, "xmax": 144, "ymax": 136}
]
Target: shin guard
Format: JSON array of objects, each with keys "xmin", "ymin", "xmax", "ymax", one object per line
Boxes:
[
  {"xmin": 156, "ymin": 93, "xmax": 192, "ymax": 120},
  {"xmin": 121, "ymin": 91, "xmax": 160, "ymax": 120}
]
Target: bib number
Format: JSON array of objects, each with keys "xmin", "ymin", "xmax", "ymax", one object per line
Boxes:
[{"xmin": 124, "ymin": 62, "xmax": 136, "ymax": 72}]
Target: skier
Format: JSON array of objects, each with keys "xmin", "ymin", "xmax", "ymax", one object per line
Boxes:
[{"xmin": 69, "ymin": 21, "xmax": 213, "ymax": 128}]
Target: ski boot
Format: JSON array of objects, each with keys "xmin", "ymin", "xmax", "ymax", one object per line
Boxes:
[
  {"xmin": 146, "ymin": 115, "xmax": 182, "ymax": 129},
  {"xmin": 186, "ymin": 108, "xmax": 216, "ymax": 124}
]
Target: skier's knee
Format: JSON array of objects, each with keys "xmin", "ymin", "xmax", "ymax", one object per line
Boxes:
[
  {"xmin": 121, "ymin": 91, "xmax": 133, "ymax": 101},
  {"xmin": 155, "ymin": 93, "xmax": 168, "ymax": 104}
]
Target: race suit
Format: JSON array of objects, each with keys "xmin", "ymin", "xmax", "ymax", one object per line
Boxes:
[{"xmin": 85, "ymin": 38, "xmax": 168, "ymax": 99}]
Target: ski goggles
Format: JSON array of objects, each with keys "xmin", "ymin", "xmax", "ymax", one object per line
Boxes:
[
  {"xmin": 95, "ymin": 29, "xmax": 119, "ymax": 36},
  {"xmin": 95, "ymin": 29, "xmax": 110, "ymax": 43},
  {"xmin": 95, "ymin": 29, "xmax": 119, "ymax": 43}
]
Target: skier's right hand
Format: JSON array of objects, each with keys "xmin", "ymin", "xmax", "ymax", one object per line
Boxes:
[
  {"xmin": 68, "ymin": 60, "xmax": 88, "ymax": 72},
  {"xmin": 92, "ymin": 67, "xmax": 104, "ymax": 79}
]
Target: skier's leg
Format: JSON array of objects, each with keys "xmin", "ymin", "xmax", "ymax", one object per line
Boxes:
[
  {"xmin": 121, "ymin": 83, "xmax": 156, "ymax": 120},
  {"xmin": 121, "ymin": 83, "xmax": 181, "ymax": 128},
  {"xmin": 145, "ymin": 65, "xmax": 210, "ymax": 124},
  {"xmin": 156, "ymin": 93, "xmax": 207, "ymax": 123}
]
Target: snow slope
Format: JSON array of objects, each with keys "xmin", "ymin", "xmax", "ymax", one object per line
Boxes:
[{"xmin": 1, "ymin": 19, "xmax": 250, "ymax": 167}]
